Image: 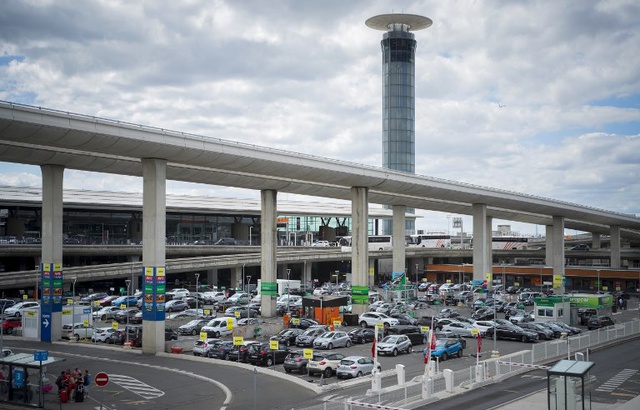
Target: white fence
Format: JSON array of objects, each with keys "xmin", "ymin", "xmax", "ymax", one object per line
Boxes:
[{"xmin": 301, "ymin": 320, "xmax": 640, "ymax": 410}]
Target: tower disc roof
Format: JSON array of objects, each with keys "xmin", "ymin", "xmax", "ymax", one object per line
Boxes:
[{"xmin": 365, "ymin": 14, "xmax": 433, "ymax": 31}]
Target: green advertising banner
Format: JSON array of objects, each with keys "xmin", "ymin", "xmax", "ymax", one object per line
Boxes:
[
  {"xmin": 351, "ymin": 286, "xmax": 369, "ymax": 304},
  {"xmin": 261, "ymin": 281, "xmax": 277, "ymax": 297}
]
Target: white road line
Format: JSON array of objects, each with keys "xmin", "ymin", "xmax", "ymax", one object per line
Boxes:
[
  {"xmin": 595, "ymin": 369, "xmax": 638, "ymax": 392},
  {"xmin": 108, "ymin": 374, "xmax": 165, "ymax": 399}
]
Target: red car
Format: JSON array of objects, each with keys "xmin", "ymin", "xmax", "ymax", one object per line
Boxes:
[
  {"xmin": 98, "ymin": 295, "xmax": 119, "ymax": 307},
  {"xmin": 2, "ymin": 317, "xmax": 22, "ymax": 334}
]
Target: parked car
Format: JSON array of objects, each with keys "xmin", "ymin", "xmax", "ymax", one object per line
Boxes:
[
  {"xmin": 428, "ymin": 338, "xmax": 464, "ymax": 361},
  {"xmin": 536, "ymin": 322, "xmax": 563, "ymax": 338},
  {"xmin": 224, "ymin": 305, "xmax": 258, "ymax": 319},
  {"xmin": 61, "ymin": 323, "xmax": 95, "ymax": 341},
  {"xmin": 441, "ymin": 322, "xmax": 483, "ymax": 338},
  {"xmin": 308, "ymin": 352, "xmax": 346, "ymax": 378},
  {"xmin": 471, "ymin": 308, "xmax": 495, "ymax": 321},
  {"xmin": 91, "ymin": 327, "xmax": 117, "ymax": 342},
  {"xmin": 178, "ymin": 319, "xmax": 209, "ymax": 336},
  {"xmin": 485, "ymin": 324, "xmax": 538, "ymax": 342},
  {"xmin": 1, "ymin": 317, "xmax": 22, "ymax": 334},
  {"xmin": 549, "ymin": 321, "xmax": 582, "ymax": 335},
  {"xmin": 587, "ymin": 315, "xmax": 615, "ymax": 330},
  {"xmin": 434, "ymin": 331, "xmax": 467, "ymax": 349},
  {"xmin": 358, "ymin": 312, "xmax": 399, "ymax": 328},
  {"xmin": 207, "ymin": 340, "xmax": 236, "ymax": 360},
  {"xmin": 0, "ymin": 299, "xmax": 17, "ymax": 314},
  {"xmin": 313, "ymin": 331, "xmax": 352, "ymax": 349},
  {"xmin": 517, "ymin": 322, "xmax": 554, "ymax": 340},
  {"xmin": 386, "ymin": 325, "xmax": 427, "ymax": 345},
  {"xmin": 376, "ymin": 334, "xmax": 413, "ymax": 356},
  {"xmin": 167, "ymin": 288, "xmax": 190, "ymax": 299},
  {"xmin": 271, "ymin": 328, "xmax": 305, "ymax": 347},
  {"xmin": 115, "ymin": 308, "xmax": 140, "ymax": 324},
  {"xmin": 336, "ymin": 356, "xmax": 381, "ymax": 379},
  {"xmin": 390, "ymin": 313, "xmax": 418, "ymax": 326},
  {"xmin": 283, "ymin": 351, "xmax": 310, "ymax": 374},
  {"xmin": 111, "ymin": 295, "xmax": 138, "ymax": 307},
  {"xmin": 509, "ymin": 310, "xmax": 534, "ymax": 324},
  {"xmin": 4, "ymin": 301, "xmax": 39, "ymax": 318},
  {"xmin": 228, "ymin": 341, "xmax": 261, "ymax": 362},
  {"xmin": 93, "ymin": 306, "xmax": 121, "ymax": 321},
  {"xmin": 81, "ymin": 292, "xmax": 109, "ymax": 302},
  {"xmin": 247, "ymin": 343, "xmax": 290, "ymax": 366},
  {"xmin": 578, "ymin": 308, "xmax": 599, "ymax": 326},
  {"xmin": 348, "ymin": 328, "xmax": 376, "ymax": 344},
  {"xmin": 165, "ymin": 299, "xmax": 189, "ymax": 312},
  {"xmin": 193, "ymin": 338, "xmax": 220, "ymax": 357},
  {"xmin": 570, "ymin": 244, "xmax": 590, "ymax": 251},
  {"xmin": 296, "ymin": 327, "xmax": 328, "ymax": 347},
  {"xmin": 289, "ymin": 318, "xmax": 320, "ymax": 329}
]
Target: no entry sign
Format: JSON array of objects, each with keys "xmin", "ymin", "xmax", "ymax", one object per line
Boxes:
[{"xmin": 95, "ymin": 372, "xmax": 109, "ymax": 387}]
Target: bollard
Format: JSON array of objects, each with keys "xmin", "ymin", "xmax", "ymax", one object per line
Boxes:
[
  {"xmin": 371, "ymin": 370, "xmax": 381, "ymax": 392},
  {"xmin": 421, "ymin": 375, "xmax": 433, "ymax": 399},
  {"xmin": 443, "ymin": 369, "xmax": 454, "ymax": 392},
  {"xmin": 475, "ymin": 364, "xmax": 484, "ymax": 383},
  {"xmin": 396, "ymin": 364, "xmax": 405, "ymax": 386}
]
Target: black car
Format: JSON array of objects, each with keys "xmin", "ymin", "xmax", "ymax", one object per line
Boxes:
[
  {"xmin": 517, "ymin": 322, "xmax": 554, "ymax": 340},
  {"xmin": 570, "ymin": 244, "xmax": 590, "ymax": 251},
  {"xmin": 388, "ymin": 325, "xmax": 427, "ymax": 345},
  {"xmin": 229, "ymin": 341, "xmax": 262, "ymax": 362},
  {"xmin": 247, "ymin": 343, "xmax": 291, "ymax": 366},
  {"xmin": 207, "ymin": 340, "xmax": 236, "ymax": 360},
  {"xmin": 536, "ymin": 322, "xmax": 563, "ymax": 338},
  {"xmin": 549, "ymin": 321, "xmax": 581, "ymax": 335},
  {"xmin": 587, "ymin": 316, "xmax": 615, "ymax": 330},
  {"xmin": 348, "ymin": 328, "xmax": 375, "ymax": 344},
  {"xmin": 283, "ymin": 351, "xmax": 309, "ymax": 374},
  {"xmin": 289, "ymin": 318, "xmax": 320, "ymax": 330},
  {"xmin": 271, "ymin": 328, "xmax": 304, "ymax": 347},
  {"xmin": 471, "ymin": 308, "xmax": 494, "ymax": 321},
  {"xmin": 578, "ymin": 308, "xmax": 598, "ymax": 326},
  {"xmin": 485, "ymin": 324, "xmax": 538, "ymax": 342},
  {"xmin": 114, "ymin": 308, "xmax": 141, "ymax": 324}
]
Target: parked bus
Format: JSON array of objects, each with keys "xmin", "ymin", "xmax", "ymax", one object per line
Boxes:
[
  {"xmin": 407, "ymin": 233, "xmax": 451, "ymax": 248},
  {"xmin": 469, "ymin": 235, "xmax": 530, "ymax": 250},
  {"xmin": 339, "ymin": 235, "xmax": 393, "ymax": 251}
]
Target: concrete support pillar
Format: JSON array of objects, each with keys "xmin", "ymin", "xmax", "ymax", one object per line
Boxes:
[
  {"xmin": 368, "ymin": 258, "xmax": 376, "ymax": 288},
  {"xmin": 551, "ymin": 216, "xmax": 566, "ymax": 294},
  {"xmin": 230, "ymin": 266, "xmax": 243, "ymax": 290},
  {"xmin": 260, "ymin": 189, "xmax": 278, "ymax": 317},
  {"xmin": 40, "ymin": 164, "xmax": 65, "ymax": 342},
  {"xmin": 472, "ymin": 204, "xmax": 489, "ymax": 285},
  {"xmin": 610, "ymin": 226, "xmax": 621, "ymax": 269},
  {"xmin": 302, "ymin": 261, "xmax": 312, "ymax": 288},
  {"xmin": 592, "ymin": 233, "xmax": 601, "ymax": 250},
  {"xmin": 545, "ymin": 225, "xmax": 553, "ymax": 266},
  {"xmin": 351, "ymin": 187, "xmax": 369, "ymax": 315},
  {"xmin": 141, "ymin": 158, "xmax": 167, "ymax": 354},
  {"xmin": 392, "ymin": 205, "xmax": 406, "ymax": 278},
  {"xmin": 207, "ymin": 269, "xmax": 219, "ymax": 289}
]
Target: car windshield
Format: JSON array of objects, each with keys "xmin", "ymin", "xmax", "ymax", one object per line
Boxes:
[
  {"xmin": 381, "ymin": 336, "xmax": 399, "ymax": 343},
  {"xmin": 340, "ymin": 359, "xmax": 355, "ymax": 366},
  {"xmin": 435, "ymin": 340, "xmax": 448, "ymax": 347}
]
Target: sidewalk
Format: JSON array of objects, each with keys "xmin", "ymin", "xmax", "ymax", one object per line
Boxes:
[{"xmin": 492, "ymin": 388, "xmax": 640, "ymax": 410}]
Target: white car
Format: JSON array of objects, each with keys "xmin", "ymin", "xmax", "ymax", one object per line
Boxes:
[
  {"xmin": 92, "ymin": 306, "xmax": 121, "ymax": 321},
  {"xmin": 4, "ymin": 301, "xmax": 39, "ymax": 318},
  {"xmin": 376, "ymin": 334, "xmax": 413, "ymax": 356},
  {"xmin": 205, "ymin": 291, "xmax": 226, "ymax": 302},
  {"xmin": 91, "ymin": 327, "xmax": 117, "ymax": 342},
  {"xmin": 167, "ymin": 288, "xmax": 190, "ymax": 299},
  {"xmin": 473, "ymin": 320, "xmax": 497, "ymax": 334},
  {"xmin": 358, "ymin": 312, "xmax": 399, "ymax": 328},
  {"xmin": 312, "ymin": 240, "xmax": 330, "ymax": 247},
  {"xmin": 62, "ymin": 323, "xmax": 95, "ymax": 341},
  {"xmin": 441, "ymin": 322, "xmax": 484, "ymax": 338}
]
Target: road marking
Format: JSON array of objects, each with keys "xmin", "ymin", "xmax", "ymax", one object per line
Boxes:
[
  {"xmin": 595, "ymin": 369, "xmax": 638, "ymax": 392},
  {"xmin": 108, "ymin": 374, "xmax": 164, "ymax": 399}
]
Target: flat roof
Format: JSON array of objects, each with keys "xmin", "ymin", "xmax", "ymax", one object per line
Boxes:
[{"xmin": 0, "ymin": 186, "xmax": 415, "ymax": 219}]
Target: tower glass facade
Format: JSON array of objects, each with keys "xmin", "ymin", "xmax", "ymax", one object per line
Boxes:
[{"xmin": 379, "ymin": 25, "xmax": 417, "ymax": 233}]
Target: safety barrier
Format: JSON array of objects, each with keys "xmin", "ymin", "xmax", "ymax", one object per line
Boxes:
[{"xmin": 300, "ymin": 320, "xmax": 640, "ymax": 410}]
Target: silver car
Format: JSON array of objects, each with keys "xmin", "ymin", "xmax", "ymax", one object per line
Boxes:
[
  {"xmin": 376, "ymin": 334, "xmax": 412, "ymax": 356},
  {"xmin": 313, "ymin": 331, "xmax": 352, "ymax": 350},
  {"xmin": 336, "ymin": 356, "xmax": 381, "ymax": 379}
]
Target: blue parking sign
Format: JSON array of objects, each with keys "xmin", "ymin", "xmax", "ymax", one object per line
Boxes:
[{"xmin": 13, "ymin": 369, "xmax": 24, "ymax": 387}]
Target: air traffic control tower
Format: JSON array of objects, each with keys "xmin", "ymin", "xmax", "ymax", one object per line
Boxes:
[{"xmin": 366, "ymin": 14, "xmax": 432, "ymax": 234}]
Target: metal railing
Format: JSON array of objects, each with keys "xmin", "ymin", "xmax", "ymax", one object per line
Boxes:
[{"xmin": 300, "ymin": 320, "xmax": 640, "ymax": 410}]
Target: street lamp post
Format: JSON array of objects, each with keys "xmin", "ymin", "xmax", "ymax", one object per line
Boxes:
[
  {"xmin": 125, "ymin": 279, "xmax": 131, "ymax": 344},
  {"xmin": 195, "ymin": 273, "xmax": 200, "ymax": 316},
  {"xmin": 286, "ymin": 269, "xmax": 291, "ymax": 315},
  {"xmin": 415, "ymin": 264, "xmax": 419, "ymax": 287},
  {"xmin": 249, "ymin": 226, "xmax": 253, "ymax": 246},
  {"xmin": 334, "ymin": 270, "xmax": 339, "ymax": 288},
  {"xmin": 597, "ymin": 270, "xmax": 600, "ymax": 293},
  {"xmin": 71, "ymin": 277, "xmax": 77, "ymax": 339},
  {"xmin": 246, "ymin": 275, "xmax": 252, "ymax": 320}
]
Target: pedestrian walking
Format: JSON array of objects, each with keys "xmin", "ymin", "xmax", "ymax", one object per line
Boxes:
[{"xmin": 82, "ymin": 370, "xmax": 91, "ymax": 397}]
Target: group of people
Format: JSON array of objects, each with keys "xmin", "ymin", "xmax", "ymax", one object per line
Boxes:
[{"xmin": 55, "ymin": 368, "xmax": 91, "ymax": 402}]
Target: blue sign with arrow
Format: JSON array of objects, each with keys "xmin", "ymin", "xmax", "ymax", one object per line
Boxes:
[{"xmin": 41, "ymin": 312, "xmax": 51, "ymax": 342}]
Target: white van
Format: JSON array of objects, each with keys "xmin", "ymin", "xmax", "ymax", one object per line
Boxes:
[{"xmin": 202, "ymin": 317, "xmax": 237, "ymax": 337}]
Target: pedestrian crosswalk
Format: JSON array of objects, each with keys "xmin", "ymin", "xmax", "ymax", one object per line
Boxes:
[
  {"xmin": 595, "ymin": 369, "xmax": 638, "ymax": 393},
  {"xmin": 108, "ymin": 374, "xmax": 165, "ymax": 400}
]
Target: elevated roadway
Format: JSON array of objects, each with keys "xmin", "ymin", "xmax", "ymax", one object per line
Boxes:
[
  {"xmin": 1, "ymin": 245, "xmax": 638, "ymax": 289},
  {"xmin": 1, "ymin": 101, "xmax": 640, "ymax": 238}
]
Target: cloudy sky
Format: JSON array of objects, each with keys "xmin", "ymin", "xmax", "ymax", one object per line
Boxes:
[{"xmin": 1, "ymin": 0, "xmax": 639, "ymax": 236}]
